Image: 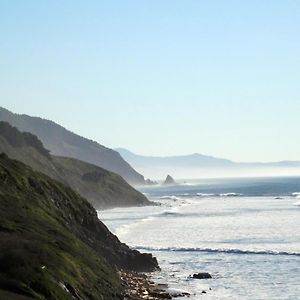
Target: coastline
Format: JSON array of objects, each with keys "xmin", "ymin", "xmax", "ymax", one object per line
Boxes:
[{"xmin": 121, "ymin": 271, "xmax": 190, "ymax": 299}]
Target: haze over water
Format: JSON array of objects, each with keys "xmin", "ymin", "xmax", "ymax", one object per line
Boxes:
[{"xmin": 100, "ymin": 177, "xmax": 300, "ymax": 299}]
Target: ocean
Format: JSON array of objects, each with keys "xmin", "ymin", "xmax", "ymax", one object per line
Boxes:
[{"xmin": 99, "ymin": 177, "xmax": 300, "ymax": 299}]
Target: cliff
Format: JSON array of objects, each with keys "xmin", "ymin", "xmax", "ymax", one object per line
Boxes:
[{"xmin": 0, "ymin": 153, "xmax": 158, "ymax": 299}]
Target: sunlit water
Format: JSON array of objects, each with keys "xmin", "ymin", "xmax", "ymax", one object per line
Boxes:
[{"xmin": 99, "ymin": 177, "xmax": 300, "ymax": 299}]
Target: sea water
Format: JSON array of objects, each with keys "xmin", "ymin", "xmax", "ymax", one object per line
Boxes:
[{"xmin": 99, "ymin": 177, "xmax": 300, "ymax": 299}]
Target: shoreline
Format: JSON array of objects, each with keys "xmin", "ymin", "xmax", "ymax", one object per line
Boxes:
[{"xmin": 121, "ymin": 271, "xmax": 190, "ymax": 299}]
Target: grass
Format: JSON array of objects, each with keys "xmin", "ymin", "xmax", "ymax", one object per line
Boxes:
[{"xmin": 0, "ymin": 153, "xmax": 125, "ymax": 299}]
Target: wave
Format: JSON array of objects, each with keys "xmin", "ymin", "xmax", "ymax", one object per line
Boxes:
[
  {"xmin": 219, "ymin": 193, "xmax": 243, "ymax": 197},
  {"xmin": 293, "ymin": 201, "xmax": 300, "ymax": 206},
  {"xmin": 196, "ymin": 192, "xmax": 243, "ymax": 197},
  {"xmin": 157, "ymin": 195, "xmax": 188, "ymax": 202},
  {"xmin": 292, "ymin": 192, "xmax": 300, "ymax": 196},
  {"xmin": 160, "ymin": 211, "xmax": 182, "ymax": 217},
  {"xmin": 134, "ymin": 246, "xmax": 300, "ymax": 257},
  {"xmin": 196, "ymin": 193, "xmax": 215, "ymax": 197},
  {"xmin": 159, "ymin": 195, "xmax": 183, "ymax": 201}
]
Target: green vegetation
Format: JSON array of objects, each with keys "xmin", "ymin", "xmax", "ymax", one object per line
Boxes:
[{"xmin": 0, "ymin": 153, "xmax": 158, "ymax": 299}]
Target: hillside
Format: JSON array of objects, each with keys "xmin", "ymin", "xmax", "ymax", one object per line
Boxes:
[
  {"xmin": 0, "ymin": 107, "xmax": 145, "ymax": 185},
  {"xmin": 0, "ymin": 153, "xmax": 158, "ymax": 299},
  {"xmin": 0, "ymin": 122, "xmax": 151, "ymax": 209}
]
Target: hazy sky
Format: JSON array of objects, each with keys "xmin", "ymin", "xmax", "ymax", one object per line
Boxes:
[{"xmin": 0, "ymin": 1, "xmax": 299, "ymax": 162}]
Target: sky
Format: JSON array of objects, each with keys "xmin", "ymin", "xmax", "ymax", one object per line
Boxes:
[{"xmin": 0, "ymin": 1, "xmax": 299, "ymax": 162}]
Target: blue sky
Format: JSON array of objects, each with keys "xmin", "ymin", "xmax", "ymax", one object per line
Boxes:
[{"xmin": 0, "ymin": 1, "xmax": 299, "ymax": 161}]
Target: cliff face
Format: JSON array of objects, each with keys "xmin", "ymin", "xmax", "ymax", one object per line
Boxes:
[
  {"xmin": 0, "ymin": 107, "xmax": 145, "ymax": 185},
  {"xmin": 0, "ymin": 121, "xmax": 151, "ymax": 209},
  {"xmin": 0, "ymin": 153, "xmax": 158, "ymax": 299}
]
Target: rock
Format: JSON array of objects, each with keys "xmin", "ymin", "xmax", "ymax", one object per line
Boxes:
[
  {"xmin": 192, "ymin": 272, "xmax": 212, "ymax": 279},
  {"xmin": 145, "ymin": 179, "xmax": 158, "ymax": 185},
  {"xmin": 163, "ymin": 175, "xmax": 176, "ymax": 185}
]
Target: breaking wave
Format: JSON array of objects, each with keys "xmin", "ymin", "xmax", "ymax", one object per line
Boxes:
[
  {"xmin": 134, "ymin": 246, "xmax": 300, "ymax": 257},
  {"xmin": 196, "ymin": 192, "xmax": 243, "ymax": 197},
  {"xmin": 196, "ymin": 193, "xmax": 216, "ymax": 197},
  {"xmin": 219, "ymin": 193, "xmax": 243, "ymax": 197},
  {"xmin": 159, "ymin": 195, "xmax": 183, "ymax": 201}
]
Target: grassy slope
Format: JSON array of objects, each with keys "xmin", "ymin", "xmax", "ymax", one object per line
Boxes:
[
  {"xmin": 0, "ymin": 154, "xmax": 158, "ymax": 300},
  {"xmin": 0, "ymin": 122, "xmax": 151, "ymax": 209}
]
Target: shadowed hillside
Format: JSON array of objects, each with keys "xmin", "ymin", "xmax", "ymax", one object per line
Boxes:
[
  {"xmin": 0, "ymin": 153, "xmax": 158, "ymax": 299},
  {"xmin": 0, "ymin": 122, "xmax": 151, "ymax": 209},
  {"xmin": 0, "ymin": 107, "xmax": 145, "ymax": 185}
]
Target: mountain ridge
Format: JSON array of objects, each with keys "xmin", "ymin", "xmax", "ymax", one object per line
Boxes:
[
  {"xmin": 0, "ymin": 107, "xmax": 145, "ymax": 185},
  {"xmin": 0, "ymin": 122, "xmax": 151, "ymax": 209},
  {"xmin": 116, "ymin": 148, "xmax": 300, "ymax": 179}
]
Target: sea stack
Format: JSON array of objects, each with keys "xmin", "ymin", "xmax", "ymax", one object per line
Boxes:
[{"xmin": 163, "ymin": 174, "xmax": 176, "ymax": 185}]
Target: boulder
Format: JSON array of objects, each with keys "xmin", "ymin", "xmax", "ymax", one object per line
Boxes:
[
  {"xmin": 145, "ymin": 178, "xmax": 158, "ymax": 185},
  {"xmin": 192, "ymin": 272, "xmax": 212, "ymax": 279}
]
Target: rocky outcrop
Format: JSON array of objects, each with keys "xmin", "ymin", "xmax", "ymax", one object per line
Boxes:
[
  {"xmin": 145, "ymin": 178, "xmax": 158, "ymax": 185},
  {"xmin": 121, "ymin": 272, "xmax": 190, "ymax": 299},
  {"xmin": 192, "ymin": 272, "xmax": 212, "ymax": 279},
  {"xmin": 163, "ymin": 175, "xmax": 176, "ymax": 185}
]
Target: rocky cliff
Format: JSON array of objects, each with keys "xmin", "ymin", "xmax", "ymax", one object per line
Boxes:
[{"xmin": 0, "ymin": 153, "xmax": 158, "ymax": 299}]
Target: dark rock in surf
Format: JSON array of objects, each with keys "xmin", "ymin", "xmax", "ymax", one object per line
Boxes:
[
  {"xmin": 192, "ymin": 272, "xmax": 212, "ymax": 279},
  {"xmin": 145, "ymin": 178, "xmax": 158, "ymax": 185}
]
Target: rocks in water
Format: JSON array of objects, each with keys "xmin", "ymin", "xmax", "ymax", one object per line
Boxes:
[
  {"xmin": 191, "ymin": 272, "xmax": 212, "ymax": 279},
  {"xmin": 121, "ymin": 271, "xmax": 190, "ymax": 299},
  {"xmin": 163, "ymin": 175, "xmax": 176, "ymax": 185},
  {"xmin": 145, "ymin": 178, "xmax": 158, "ymax": 185}
]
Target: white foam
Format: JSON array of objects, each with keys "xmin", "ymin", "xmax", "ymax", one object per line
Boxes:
[
  {"xmin": 292, "ymin": 192, "xmax": 300, "ymax": 196},
  {"xmin": 196, "ymin": 193, "xmax": 215, "ymax": 197},
  {"xmin": 159, "ymin": 195, "xmax": 182, "ymax": 201},
  {"xmin": 219, "ymin": 193, "xmax": 243, "ymax": 197}
]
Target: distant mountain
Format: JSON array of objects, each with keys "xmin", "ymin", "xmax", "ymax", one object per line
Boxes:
[
  {"xmin": 0, "ymin": 153, "xmax": 158, "ymax": 299},
  {"xmin": 116, "ymin": 148, "xmax": 235, "ymax": 167},
  {"xmin": 116, "ymin": 148, "xmax": 300, "ymax": 179},
  {"xmin": 0, "ymin": 107, "xmax": 145, "ymax": 185},
  {"xmin": 0, "ymin": 122, "xmax": 151, "ymax": 209}
]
